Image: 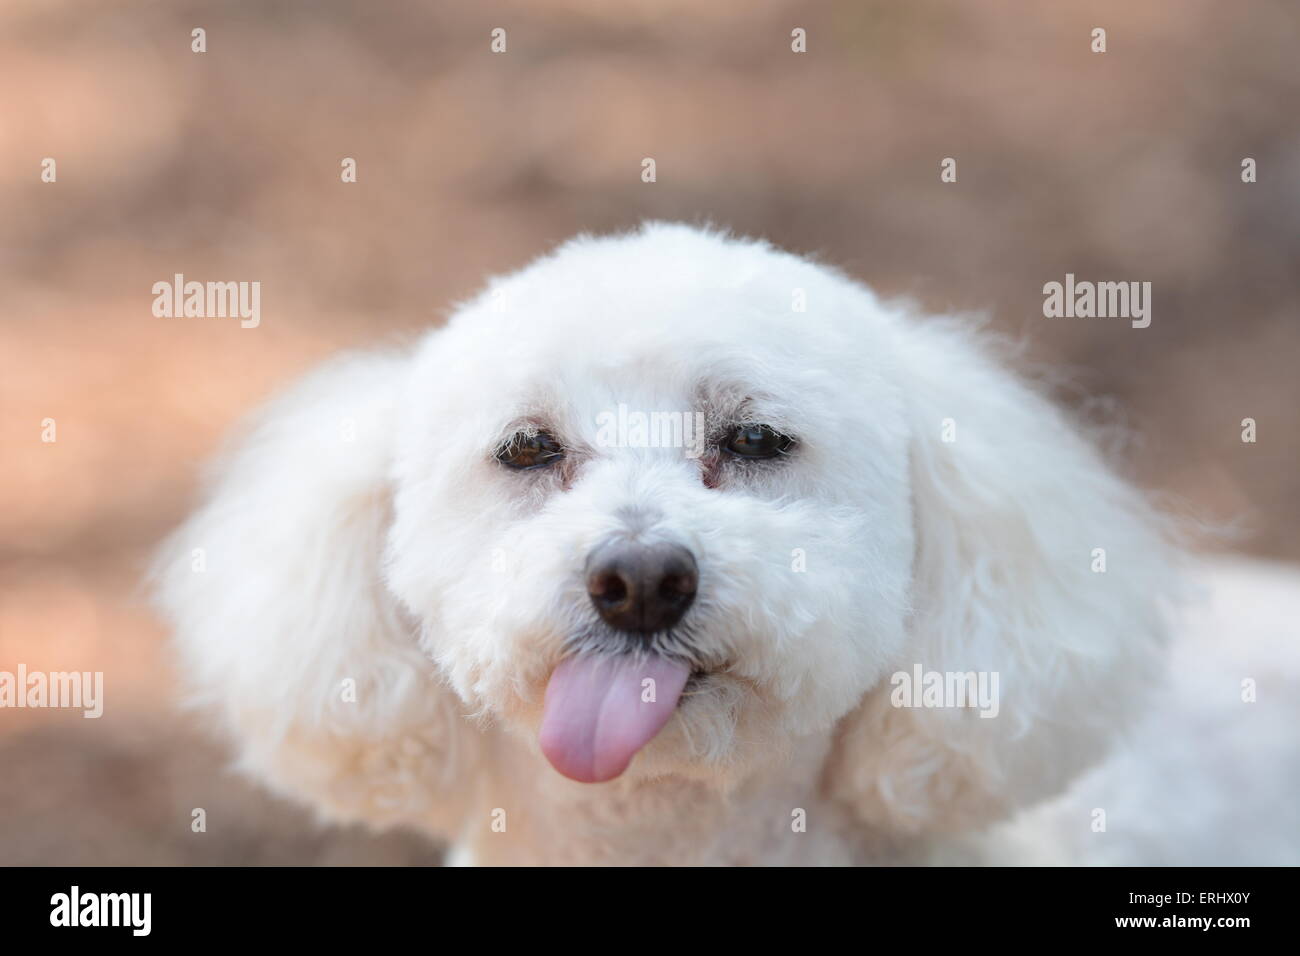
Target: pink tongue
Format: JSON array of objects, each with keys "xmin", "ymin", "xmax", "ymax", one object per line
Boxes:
[{"xmin": 539, "ymin": 655, "xmax": 690, "ymax": 783}]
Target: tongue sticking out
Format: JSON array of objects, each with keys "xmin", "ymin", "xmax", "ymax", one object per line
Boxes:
[{"xmin": 539, "ymin": 654, "xmax": 691, "ymax": 783}]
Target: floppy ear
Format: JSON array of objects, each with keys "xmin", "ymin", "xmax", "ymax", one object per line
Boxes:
[
  {"xmin": 825, "ymin": 318, "xmax": 1179, "ymax": 835},
  {"xmin": 153, "ymin": 351, "xmax": 481, "ymax": 838}
]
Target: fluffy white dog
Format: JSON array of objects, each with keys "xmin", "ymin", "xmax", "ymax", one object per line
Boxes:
[{"xmin": 154, "ymin": 223, "xmax": 1297, "ymax": 865}]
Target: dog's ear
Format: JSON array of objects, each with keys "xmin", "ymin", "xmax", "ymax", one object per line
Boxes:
[
  {"xmin": 153, "ymin": 351, "xmax": 480, "ymax": 837},
  {"xmin": 825, "ymin": 318, "xmax": 1178, "ymax": 835}
]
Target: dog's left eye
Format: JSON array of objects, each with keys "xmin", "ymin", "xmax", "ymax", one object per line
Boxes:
[
  {"xmin": 496, "ymin": 431, "xmax": 565, "ymax": 470},
  {"xmin": 722, "ymin": 424, "xmax": 794, "ymax": 459}
]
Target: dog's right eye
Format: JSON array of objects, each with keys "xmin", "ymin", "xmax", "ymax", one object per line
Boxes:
[{"xmin": 496, "ymin": 431, "xmax": 565, "ymax": 470}]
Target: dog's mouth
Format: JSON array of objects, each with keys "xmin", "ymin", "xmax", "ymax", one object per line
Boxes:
[{"xmin": 538, "ymin": 652, "xmax": 710, "ymax": 784}]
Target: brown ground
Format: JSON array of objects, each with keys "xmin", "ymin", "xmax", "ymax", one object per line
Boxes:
[{"xmin": 1, "ymin": 0, "xmax": 1296, "ymax": 864}]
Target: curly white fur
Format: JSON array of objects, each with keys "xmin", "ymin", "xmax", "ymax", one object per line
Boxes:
[{"xmin": 153, "ymin": 223, "xmax": 1292, "ymax": 866}]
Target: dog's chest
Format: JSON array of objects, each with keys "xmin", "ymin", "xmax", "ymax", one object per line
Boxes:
[{"xmin": 453, "ymin": 739, "xmax": 856, "ymax": 865}]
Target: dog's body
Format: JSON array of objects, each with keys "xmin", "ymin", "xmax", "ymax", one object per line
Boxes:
[
  {"xmin": 954, "ymin": 556, "xmax": 1300, "ymax": 867},
  {"xmin": 154, "ymin": 224, "xmax": 1298, "ymax": 865}
]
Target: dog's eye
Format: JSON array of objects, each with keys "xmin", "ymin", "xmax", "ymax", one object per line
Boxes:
[
  {"xmin": 722, "ymin": 424, "xmax": 794, "ymax": 459},
  {"xmin": 496, "ymin": 431, "xmax": 565, "ymax": 470}
]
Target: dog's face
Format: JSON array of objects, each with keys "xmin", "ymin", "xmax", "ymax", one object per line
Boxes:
[{"xmin": 385, "ymin": 226, "xmax": 915, "ymax": 783}]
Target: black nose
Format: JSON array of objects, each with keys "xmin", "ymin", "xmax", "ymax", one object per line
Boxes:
[{"xmin": 585, "ymin": 540, "xmax": 698, "ymax": 634}]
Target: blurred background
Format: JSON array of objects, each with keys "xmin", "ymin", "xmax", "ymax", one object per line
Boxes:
[{"xmin": 1, "ymin": 0, "xmax": 1296, "ymax": 864}]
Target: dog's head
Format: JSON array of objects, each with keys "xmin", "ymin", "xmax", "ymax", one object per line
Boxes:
[
  {"xmin": 387, "ymin": 224, "xmax": 915, "ymax": 784},
  {"xmin": 158, "ymin": 223, "xmax": 1177, "ymax": 834},
  {"xmin": 385, "ymin": 222, "xmax": 1176, "ymax": 802}
]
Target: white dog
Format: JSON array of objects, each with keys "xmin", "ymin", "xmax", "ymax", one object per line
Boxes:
[{"xmin": 154, "ymin": 223, "xmax": 1298, "ymax": 865}]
